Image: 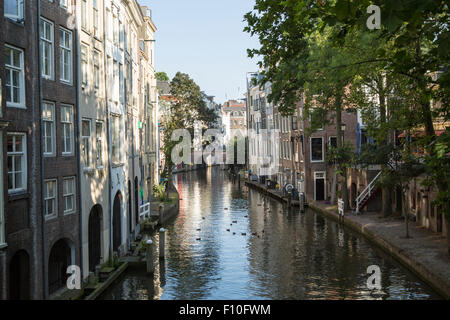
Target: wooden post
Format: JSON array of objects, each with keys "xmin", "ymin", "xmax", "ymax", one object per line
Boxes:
[
  {"xmin": 159, "ymin": 228, "xmax": 166, "ymax": 260},
  {"xmin": 146, "ymin": 239, "xmax": 154, "ymax": 274}
]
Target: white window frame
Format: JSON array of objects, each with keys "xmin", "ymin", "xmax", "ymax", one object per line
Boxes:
[
  {"xmin": 81, "ymin": 44, "xmax": 89, "ymax": 87},
  {"xmin": 329, "ymin": 136, "xmax": 337, "ymax": 148},
  {"xmin": 4, "ymin": 0, "xmax": 24, "ymax": 22},
  {"xmin": 93, "ymin": 50, "xmax": 100, "ymax": 91},
  {"xmin": 42, "ymin": 101, "xmax": 56, "ymax": 156},
  {"xmin": 93, "ymin": 0, "xmax": 99, "ymax": 37},
  {"xmin": 111, "ymin": 115, "xmax": 122, "ymax": 164},
  {"xmin": 7, "ymin": 133, "xmax": 27, "ymax": 193},
  {"xmin": 5, "ymin": 45, "xmax": 26, "ymax": 109},
  {"xmin": 61, "ymin": 104, "xmax": 74, "ymax": 156},
  {"xmin": 59, "ymin": 0, "xmax": 70, "ymax": 10},
  {"xmin": 59, "ymin": 27, "xmax": 73, "ymax": 84},
  {"xmin": 82, "ymin": 119, "xmax": 92, "ymax": 169},
  {"xmin": 81, "ymin": 0, "xmax": 87, "ymax": 30},
  {"xmin": 44, "ymin": 179, "xmax": 57, "ymax": 219},
  {"xmin": 310, "ymin": 137, "xmax": 324, "ymax": 163},
  {"xmin": 40, "ymin": 17, "xmax": 54, "ymax": 80},
  {"xmin": 95, "ymin": 121, "xmax": 104, "ymax": 168},
  {"xmin": 314, "ymin": 171, "xmax": 327, "ymax": 201},
  {"xmin": 62, "ymin": 177, "xmax": 76, "ymax": 214}
]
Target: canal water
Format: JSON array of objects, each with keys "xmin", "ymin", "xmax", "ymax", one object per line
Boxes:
[{"xmin": 100, "ymin": 167, "xmax": 440, "ymax": 300}]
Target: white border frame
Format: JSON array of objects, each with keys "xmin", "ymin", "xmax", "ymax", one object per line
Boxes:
[
  {"xmin": 310, "ymin": 137, "xmax": 324, "ymax": 163},
  {"xmin": 5, "ymin": 44, "xmax": 26, "ymax": 109},
  {"xmin": 314, "ymin": 171, "xmax": 327, "ymax": 201},
  {"xmin": 44, "ymin": 178, "xmax": 58, "ymax": 220},
  {"xmin": 7, "ymin": 132, "xmax": 27, "ymax": 194}
]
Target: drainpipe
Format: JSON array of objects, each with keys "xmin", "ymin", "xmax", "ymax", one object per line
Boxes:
[
  {"xmin": 129, "ymin": 67, "xmax": 135, "ymax": 245},
  {"xmin": 36, "ymin": 0, "xmax": 47, "ymax": 299},
  {"xmin": 102, "ymin": 4, "xmax": 113, "ymax": 265},
  {"xmin": 74, "ymin": 21, "xmax": 83, "ymax": 282}
]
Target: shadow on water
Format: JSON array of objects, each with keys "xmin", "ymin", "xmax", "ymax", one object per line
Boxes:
[{"xmin": 99, "ymin": 167, "xmax": 441, "ymax": 300}]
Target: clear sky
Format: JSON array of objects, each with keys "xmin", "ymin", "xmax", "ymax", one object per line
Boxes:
[{"xmin": 141, "ymin": 0, "xmax": 260, "ymax": 104}]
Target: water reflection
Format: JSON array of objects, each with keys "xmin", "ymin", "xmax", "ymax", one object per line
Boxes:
[{"xmin": 100, "ymin": 167, "xmax": 440, "ymax": 300}]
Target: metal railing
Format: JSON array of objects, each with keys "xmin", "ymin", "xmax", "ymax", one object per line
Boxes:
[
  {"xmin": 355, "ymin": 171, "xmax": 382, "ymax": 214},
  {"xmin": 139, "ymin": 202, "xmax": 151, "ymax": 221}
]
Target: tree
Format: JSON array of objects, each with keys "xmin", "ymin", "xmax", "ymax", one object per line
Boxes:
[
  {"xmin": 245, "ymin": 1, "xmax": 449, "ymax": 252},
  {"xmin": 161, "ymin": 72, "xmax": 218, "ymax": 194},
  {"xmin": 156, "ymin": 71, "xmax": 170, "ymax": 82}
]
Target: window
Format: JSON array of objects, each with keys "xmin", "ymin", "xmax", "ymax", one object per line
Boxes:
[
  {"xmin": 119, "ymin": 21, "xmax": 124, "ymax": 49},
  {"xmin": 93, "ymin": 51, "xmax": 100, "ymax": 90},
  {"xmin": 44, "ymin": 180, "xmax": 57, "ymax": 217},
  {"xmin": 292, "ymin": 116, "xmax": 298, "ymax": 130},
  {"xmin": 309, "ymin": 108, "xmax": 323, "ymax": 130},
  {"xmin": 113, "ymin": 13, "xmax": 119, "ymax": 44},
  {"xmin": 96, "ymin": 122, "xmax": 103, "ymax": 167},
  {"xmin": 119, "ymin": 63, "xmax": 124, "ymax": 103},
  {"xmin": 93, "ymin": 0, "xmax": 99, "ymax": 37},
  {"xmin": 5, "ymin": 0, "xmax": 24, "ymax": 21},
  {"xmin": 40, "ymin": 18, "xmax": 54, "ymax": 80},
  {"xmin": 105, "ymin": 9, "xmax": 111, "ymax": 41},
  {"xmin": 81, "ymin": 0, "xmax": 87, "ymax": 30},
  {"xmin": 5, "ymin": 45, "xmax": 25, "ymax": 108},
  {"xmin": 329, "ymin": 136, "xmax": 337, "ymax": 148},
  {"xmin": 63, "ymin": 177, "xmax": 76, "ymax": 214},
  {"xmin": 81, "ymin": 44, "xmax": 88, "ymax": 86},
  {"xmin": 60, "ymin": 0, "xmax": 69, "ymax": 10},
  {"xmin": 7, "ymin": 133, "xmax": 27, "ymax": 193},
  {"xmin": 59, "ymin": 28, "xmax": 72, "ymax": 84},
  {"xmin": 61, "ymin": 105, "xmax": 74, "ymax": 155},
  {"xmin": 311, "ymin": 137, "xmax": 324, "ymax": 162},
  {"xmin": 113, "ymin": 61, "xmax": 119, "ymax": 101},
  {"xmin": 111, "ymin": 115, "xmax": 122, "ymax": 164},
  {"xmin": 42, "ymin": 102, "xmax": 55, "ymax": 156},
  {"xmin": 82, "ymin": 119, "xmax": 91, "ymax": 168}
]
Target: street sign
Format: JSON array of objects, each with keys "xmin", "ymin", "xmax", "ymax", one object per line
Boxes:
[
  {"xmin": 285, "ymin": 184, "xmax": 294, "ymax": 193},
  {"xmin": 338, "ymin": 198, "xmax": 344, "ymax": 217}
]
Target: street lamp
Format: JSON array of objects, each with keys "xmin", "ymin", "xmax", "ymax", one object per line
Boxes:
[{"xmin": 340, "ymin": 123, "xmax": 346, "ymax": 143}]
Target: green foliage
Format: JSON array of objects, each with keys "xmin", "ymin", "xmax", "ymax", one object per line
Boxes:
[
  {"xmin": 152, "ymin": 184, "xmax": 168, "ymax": 202},
  {"xmin": 326, "ymin": 142, "xmax": 356, "ymax": 174},
  {"xmin": 423, "ymin": 131, "xmax": 450, "ymax": 219},
  {"xmin": 161, "ymin": 72, "xmax": 218, "ymax": 175},
  {"xmin": 156, "ymin": 71, "xmax": 170, "ymax": 81},
  {"xmin": 244, "ymin": 0, "xmax": 450, "ymax": 220}
]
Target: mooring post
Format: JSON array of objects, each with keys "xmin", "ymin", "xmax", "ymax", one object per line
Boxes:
[
  {"xmin": 159, "ymin": 228, "xmax": 166, "ymax": 260},
  {"xmin": 159, "ymin": 204, "xmax": 164, "ymax": 224},
  {"xmin": 300, "ymin": 193, "xmax": 305, "ymax": 212},
  {"xmin": 146, "ymin": 239, "xmax": 154, "ymax": 274}
]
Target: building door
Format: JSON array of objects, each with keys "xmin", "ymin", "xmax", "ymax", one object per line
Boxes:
[
  {"xmin": 48, "ymin": 240, "xmax": 72, "ymax": 295},
  {"xmin": 134, "ymin": 177, "xmax": 139, "ymax": 226},
  {"xmin": 314, "ymin": 172, "xmax": 326, "ymax": 201},
  {"xmin": 88, "ymin": 205, "xmax": 102, "ymax": 272},
  {"xmin": 9, "ymin": 250, "xmax": 30, "ymax": 300},
  {"xmin": 128, "ymin": 180, "xmax": 132, "ymax": 234},
  {"xmin": 112, "ymin": 192, "xmax": 122, "ymax": 252}
]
